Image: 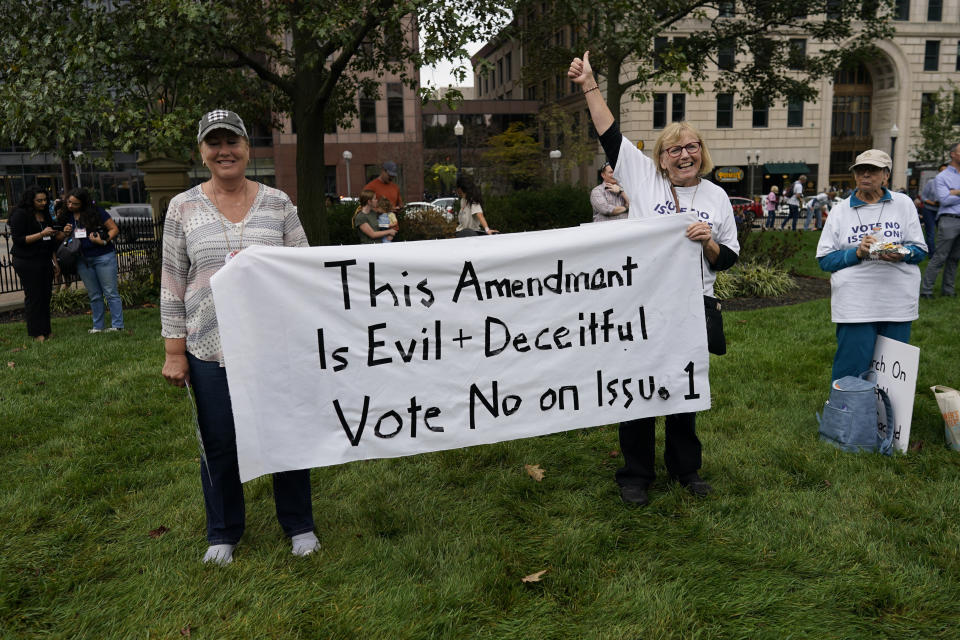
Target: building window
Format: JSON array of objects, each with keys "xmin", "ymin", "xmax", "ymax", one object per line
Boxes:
[
  {"xmin": 484, "ymin": 74, "xmax": 489, "ymax": 95},
  {"xmin": 832, "ymin": 96, "xmax": 872, "ymax": 138},
  {"xmin": 555, "ymin": 75, "xmax": 565, "ymax": 98},
  {"xmin": 653, "ymin": 93, "xmax": 667, "ymax": 129},
  {"xmin": 326, "ymin": 165, "xmax": 336, "ymax": 196},
  {"xmin": 921, "ymin": 93, "xmax": 936, "ymax": 123},
  {"xmin": 497, "ymin": 59, "xmax": 503, "ymax": 86},
  {"xmin": 672, "ymin": 94, "xmax": 686, "ymax": 122},
  {"xmin": 928, "ymin": 0, "xmax": 942, "ymax": 21},
  {"xmin": 505, "ymin": 52, "xmax": 512, "ymax": 81},
  {"xmin": 359, "ymin": 88, "xmax": 377, "ymax": 133},
  {"xmin": 826, "ymin": 0, "xmax": 841, "ymax": 20},
  {"xmin": 716, "ymin": 93, "xmax": 734, "ymax": 128},
  {"xmin": 893, "ymin": 0, "xmax": 909, "ymax": 20},
  {"xmin": 587, "ymin": 110, "xmax": 598, "ymax": 139},
  {"xmin": 860, "ymin": 0, "xmax": 880, "ymax": 18},
  {"xmin": 787, "ymin": 99, "xmax": 804, "ymax": 127},
  {"xmin": 718, "ymin": 41, "xmax": 735, "ymax": 71},
  {"xmin": 654, "ymin": 36, "xmax": 668, "ymax": 70},
  {"xmin": 956, "ymin": 41, "xmax": 960, "ymax": 71},
  {"xmin": 387, "ymin": 83, "xmax": 403, "ymax": 133},
  {"xmin": 718, "ymin": 1, "xmax": 734, "ymax": 17},
  {"xmin": 925, "ymin": 41, "xmax": 940, "ymax": 71},
  {"xmin": 752, "ymin": 102, "xmax": 769, "ymax": 128},
  {"xmin": 788, "ymin": 39, "xmax": 806, "ymax": 70}
]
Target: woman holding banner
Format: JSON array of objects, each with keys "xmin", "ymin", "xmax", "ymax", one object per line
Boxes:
[
  {"xmin": 569, "ymin": 52, "xmax": 739, "ymax": 507},
  {"xmin": 160, "ymin": 109, "xmax": 318, "ymax": 565}
]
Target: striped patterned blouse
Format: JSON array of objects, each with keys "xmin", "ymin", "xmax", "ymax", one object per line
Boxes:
[{"xmin": 160, "ymin": 183, "xmax": 308, "ymax": 363}]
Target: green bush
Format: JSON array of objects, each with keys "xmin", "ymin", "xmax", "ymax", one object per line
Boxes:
[
  {"xmin": 396, "ymin": 209, "xmax": 457, "ymax": 241},
  {"xmin": 50, "ymin": 286, "xmax": 90, "ymax": 314},
  {"xmin": 714, "ymin": 261, "xmax": 798, "ymax": 299},
  {"xmin": 483, "ymin": 184, "xmax": 592, "ymax": 233},
  {"xmin": 327, "ymin": 203, "xmax": 359, "ymax": 245},
  {"xmin": 738, "ymin": 226, "xmax": 804, "ymax": 267}
]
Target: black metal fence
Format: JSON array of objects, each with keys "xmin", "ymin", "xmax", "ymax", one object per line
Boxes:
[{"xmin": 0, "ymin": 216, "xmax": 164, "ymax": 295}]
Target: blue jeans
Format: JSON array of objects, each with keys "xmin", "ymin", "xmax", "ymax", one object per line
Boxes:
[
  {"xmin": 76, "ymin": 251, "xmax": 123, "ymax": 329},
  {"xmin": 832, "ymin": 322, "xmax": 912, "ymax": 381},
  {"xmin": 187, "ymin": 353, "xmax": 314, "ymax": 545},
  {"xmin": 921, "ymin": 207, "xmax": 937, "ymax": 255},
  {"xmin": 781, "ymin": 204, "xmax": 799, "ymax": 230},
  {"xmin": 765, "ymin": 209, "xmax": 777, "ymax": 228}
]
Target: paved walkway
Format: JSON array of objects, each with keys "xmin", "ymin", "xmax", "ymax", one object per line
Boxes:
[{"xmin": 0, "ymin": 290, "xmax": 24, "ymax": 314}]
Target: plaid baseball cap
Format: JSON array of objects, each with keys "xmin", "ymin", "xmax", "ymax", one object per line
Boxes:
[
  {"xmin": 849, "ymin": 149, "xmax": 891, "ymax": 171},
  {"xmin": 197, "ymin": 109, "xmax": 248, "ymax": 143}
]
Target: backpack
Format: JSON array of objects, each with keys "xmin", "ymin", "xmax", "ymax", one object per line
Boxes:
[
  {"xmin": 816, "ymin": 372, "xmax": 895, "ymax": 455},
  {"xmin": 56, "ymin": 235, "xmax": 82, "ymax": 276}
]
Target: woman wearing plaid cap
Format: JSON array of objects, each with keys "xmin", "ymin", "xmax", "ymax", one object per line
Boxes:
[{"xmin": 160, "ymin": 109, "xmax": 318, "ymax": 565}]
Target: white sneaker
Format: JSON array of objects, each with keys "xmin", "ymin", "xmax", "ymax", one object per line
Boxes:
[
  {"xmin": 88, "ymin": 328, "xmax": 103, "ymax": 334},
  {"xmin": 105, "ymin": 327, "xmax": 122, "ymax": 332}
]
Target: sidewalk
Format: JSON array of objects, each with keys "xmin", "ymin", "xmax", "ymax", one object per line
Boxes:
[{"xmin": 0, "ymin": 290, "xmax": 24, "ymax": 314}]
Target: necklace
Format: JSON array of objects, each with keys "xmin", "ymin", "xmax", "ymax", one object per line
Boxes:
[
  {"xmin": 210, "ymin": 180, "xmax": 249, "ymax": 223},
  {"xmin": 669, "ymin": 179, "xmax": 700, "ymax": 214},
  {"xmin": 207, "ymin": 181, "xmax": 250, "ymax": 263}
]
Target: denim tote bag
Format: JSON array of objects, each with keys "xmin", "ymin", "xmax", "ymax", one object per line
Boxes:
[{"xmin": 817, "ymin": 372, "xmax": 895, "ymax": 455}]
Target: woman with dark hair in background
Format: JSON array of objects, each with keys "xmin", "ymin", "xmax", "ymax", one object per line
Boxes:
[
  {"xmin": 61, "ymin": 188, "xmax": 123, "ymax": 332},
  {"xmin": 8, "ymin": 186, "xmax": 71, "ymax": 340},
  {"xmin": 454, "ymin": 175, "xmax": 497, "ymax": 237}
]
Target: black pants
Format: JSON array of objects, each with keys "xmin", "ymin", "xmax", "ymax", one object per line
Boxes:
[
  {"xmin": 615, "ymin": 412, "xmax": 701, "ymax": 488},
  {"xmin": 12, "ymin": 256, "xmax": 53, "ymax": 338}
]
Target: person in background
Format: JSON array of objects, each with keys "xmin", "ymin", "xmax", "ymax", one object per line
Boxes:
[
  {"xmin": 816, "ymin": 150, "xmax": 926, "ymax": 380},
  {"xmin": 919, "ymin": 164, "xmax": 947, "ymax": 257},
  {"xmin": 781, "ymin": 174, "xmax": 805, "ymax": 230},
  {"xmin": 803, "ymin": 191, "xmax": 830, "ymax": 231},
  {"xmin": 61, "ymin": 188, "xmax": 123, "ymax": 333},
  {"xmin": 920, "ymin": 144, "xmax": 960, "ymax": 299},
  {"xmin": 454, "ymin": 175, "xmax": 497, "ymax": 237},
  {"xmin": 764, "ymin": 185, "xmax": 779, "ymax": 229},
  {"xmin": 362, "ymin": 161, "xmax": 404, "ymax": 210},
  {"xmin": 8, "ymin": 186, "xmax": 71, "ymax": 341},
  {"xmin": 590, "ymin": 161, "xmax": 630, "ymax": 222},
  {"xmin": 376, "ymin": 195, "xmax": 398, "ymax": 243},
  {"xmin": 353, "ymin": 189, "xmax": 397, "ymax": 244},
  {"xmin": 569, "ymin": 50, "xmax": 739, "ymax": 507},
  {"xmin": 161, "ymin": 109, "xmax": 318, "ymax": 565}
]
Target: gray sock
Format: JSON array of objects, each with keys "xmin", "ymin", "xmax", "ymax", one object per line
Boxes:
[
  {"xmin": 291, "ymin": 532, "xmax": 319, "ymax": 556},
  {"xmin": 202, "ymin": 544, "xmax": 235, "ymax": 565}
]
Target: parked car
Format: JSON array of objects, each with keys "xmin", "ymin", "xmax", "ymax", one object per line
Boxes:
[
  {"xmin": 729, "ymin": 196, "xmax": 763, "ymax": 227},
  {"xmin": 430, "ymin": 197, "xmax": 457, "ymax": 222},
  {"xmin": 108, "ymin": 204, "xmax": 155, "ymax": 242},
  {"xmin": 402, "ymin": 201, "xmax": 444, "ymax": 217}
]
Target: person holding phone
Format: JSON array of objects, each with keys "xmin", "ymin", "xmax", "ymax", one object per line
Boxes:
[
  {"xmin": 9, "ymin": 186, "xmax": 71, "ymax": 340},
  {"xmin": 61, "ymin": 188, "xmax": 123, "ymax": 333}
]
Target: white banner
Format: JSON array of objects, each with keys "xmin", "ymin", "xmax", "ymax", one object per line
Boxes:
[
  {"xmin": 211, "ymin": 214, "xmax": 711, "ymax": 482},
  {"xmin": 870, "ymin": 335, "xmax": 920, "ymax": 453}
]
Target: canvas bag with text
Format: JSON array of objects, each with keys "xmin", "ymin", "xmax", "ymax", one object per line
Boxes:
[{"xmin": 931, "ymin": 385, "xmax": 960, "ymax": 451}]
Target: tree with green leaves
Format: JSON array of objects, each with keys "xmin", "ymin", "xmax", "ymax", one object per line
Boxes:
[
  {"xmin": 482, "ymin": 122, "xmax": 544, "ymax": 191},
  {"xmin": 913, "ymin": 84, "xmax": 960, "ymax": 166},
  {"xmin": 2, "ymin": 0, "xmax": 509, "ymax": 244},
  {"xmin": 513, "ymin": 0, "xmax": 895, "ymax": 122}
]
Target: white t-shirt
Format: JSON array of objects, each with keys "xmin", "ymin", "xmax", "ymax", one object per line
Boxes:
[
  {"xmin": 815, "ymin": 190, "xmax": 926, "ymax": 323},
  {"xmin": 613, "ymin": 136, "xmax": 739, "ymax": 297},
  {"xmin": 787, "ymin": 180, "xmax": 804, "ymax": 206}
]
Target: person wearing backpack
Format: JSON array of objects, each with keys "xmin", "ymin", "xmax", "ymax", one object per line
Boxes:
[
  {"xmin": 815, "ymin": 150, "xmax": 927, "ymax": 380},
  {"xmin": 8, "ymin": 186, "xmax": 71, "ymax": 341}
]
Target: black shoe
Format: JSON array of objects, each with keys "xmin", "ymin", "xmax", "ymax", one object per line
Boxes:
[
  {"xmin": 619, "ymin": 485, "xmax": 650, "ymax": 506},
  {"xmin": 920, "ymin": 293, "xmax": 933, "ymax": 299},
  {"xmin": 679, "ymin": 473, "xmax": 713, "ymax": 497}
]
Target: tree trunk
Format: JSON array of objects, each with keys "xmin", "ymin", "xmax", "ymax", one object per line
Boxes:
[
  {"xmin": 60, "ymin": 155, "xmax": 72, "ymax": 193},
  {"xmin": 605, "ymin": 58, "xmax": 624, "ymax": 124},
  {"xmin": 294, "ymin": 107, "xmax": 328, "ymax": 246}
]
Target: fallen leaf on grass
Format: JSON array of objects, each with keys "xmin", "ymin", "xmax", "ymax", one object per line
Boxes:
[
  {"xmin": 6, "ymin": 362, "xmax": 14, "ymax": 369},
  {"xmin": 524, "ymin": 464, "xmax": 545, "ymax": 481},
  {"xmin": 149, "ymin": 525, "xmax": 169, "ymax": 538},
  {"xmin": 180, "ymin": 625, "xmax": 191, "ymax": 636},
  {"xmin": 608, "ymin": 450, "xmax": 619, "ymax": 458},
  {"xmin": 522, "ymin": 569, "xmax": 548, "ymax": 583},
  {"xmin": 35, "ymin": 381, "xmax": 45, "ymax": 386},
  {"xmin": 11, "ymin": 347, "xmax": 24, "ymax": 353},
  {"xmin": 143, "ymin": 303, "xmax": 157, "ymax": 308},
  {"xmin": 910, "ymin": 440, "xmax": 924, "ymax": 451}
]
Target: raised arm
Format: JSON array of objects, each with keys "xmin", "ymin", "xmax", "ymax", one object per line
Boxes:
[{"xmin": 568, "ymin": 51, "xmax": 614, "ymax": 136}]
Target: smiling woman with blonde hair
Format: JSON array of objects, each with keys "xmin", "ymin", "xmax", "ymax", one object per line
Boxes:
[{"xmin": 569, "ymin": 51, "xmax": 739, "ymax": 507}]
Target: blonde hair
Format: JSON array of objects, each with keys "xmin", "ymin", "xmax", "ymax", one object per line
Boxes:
[
  {"xmin": 652, "ymin": 121, "xmax": 714, "ymax": 180},
  {"xmin": 770, "ymin": 185, "xmax": 779, "ymax": 194}
]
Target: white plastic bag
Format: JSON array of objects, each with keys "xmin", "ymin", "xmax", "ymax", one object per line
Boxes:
[{"xmin": 931, "ymin": 385, "xmax": 960, "ymax": 451}]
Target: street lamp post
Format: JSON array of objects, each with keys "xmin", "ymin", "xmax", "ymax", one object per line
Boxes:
[
  {"xmin": 342, "ymin": 150, "xmax": 352, "ymax": 198},
  {"xmin": 550, "ymin": 149, "xmax": 562, "ymax": 184},
  {"xmin": 890, "ymin": 124, "xmax": 899, "ymax": 186},
  {"xmin": 454, "ymin": 120, "xmax": 464, "ymax": 177},
  {"xmin": 746, "ymin": 150, "xmax": 761, "ymax": 197}
]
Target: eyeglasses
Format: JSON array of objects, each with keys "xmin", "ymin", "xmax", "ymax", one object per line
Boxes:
[{"xmin": 661, "ymin": 142, "xmax": 702, "ymax": 157}]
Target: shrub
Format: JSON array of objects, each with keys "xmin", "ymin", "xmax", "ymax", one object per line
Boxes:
[
  {"xmin": 737, "ymin": 226, "xmax": 804, "ymax": 267},
  {"xmin": 714, "ymin": 261, "xmax": 797, "ymax": 300},
  {"xmin": 483, "ymin": 184, "xmax": 592, "ymax": 233},
  {"xmin": 397, "ymin": 209, "xmax": 457, "ymax": 241},
  {"xmin": 50, "ymin": 287, "xmax": 90, "ymax": 314}
]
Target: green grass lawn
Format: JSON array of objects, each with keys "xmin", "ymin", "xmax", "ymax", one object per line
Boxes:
[{"xmin": 2, "ymin": 299, "xmax": 959, "ymax": 639}]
